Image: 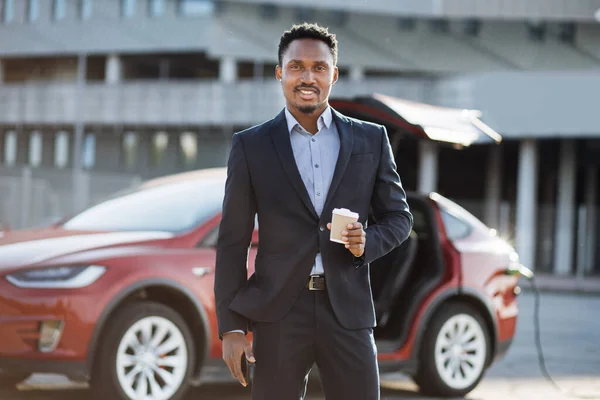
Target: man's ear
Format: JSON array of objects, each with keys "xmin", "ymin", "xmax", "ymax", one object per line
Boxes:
[
  {"xmin": 275, "ymin": 65, "xmax": 282, "ymax": 82},
  {"xmin": 332, "ymin": 66, "xmax": 339, "ymax": 85}
]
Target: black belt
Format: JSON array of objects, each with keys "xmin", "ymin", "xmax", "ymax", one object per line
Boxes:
[{"xmin": 306, "ymin": 275, "xmax": 326, "ymax": 291}]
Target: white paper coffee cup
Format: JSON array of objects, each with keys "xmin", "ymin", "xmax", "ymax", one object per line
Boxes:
[{"xmin": 330, "ymin": 208, "xmax": 359, "ymax": 244}]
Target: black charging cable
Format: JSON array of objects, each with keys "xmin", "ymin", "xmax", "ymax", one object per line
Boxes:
[
  {"xmin": 528, "ymin": 275, "xmax": 563, "ymax": 392},
  {"xmin": 522, "ymin": 273, "xmax": 596, "ymax": 399},
  {"xmin": 507, "ymin": 264, "xmax": 569, "ymax": 395}
]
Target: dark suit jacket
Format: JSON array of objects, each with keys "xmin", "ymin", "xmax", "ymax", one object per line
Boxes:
[{"xmin": 214, "ymin": 108, "xmax": 413, "ymax": 338}]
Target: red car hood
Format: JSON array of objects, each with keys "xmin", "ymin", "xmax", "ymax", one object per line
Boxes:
[{"xmin": 0, "ymin": 228, "xmax": 174, "ymax": 271}]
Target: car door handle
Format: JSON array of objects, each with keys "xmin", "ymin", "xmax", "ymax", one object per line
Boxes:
[{"xmin": 192, "ymin": 267, "xmax": 211, "ymax": 277}]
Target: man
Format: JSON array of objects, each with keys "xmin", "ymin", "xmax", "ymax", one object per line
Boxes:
[{"xmin": 214, "ymin": 23, "xmax": 413, "ymax": 400}]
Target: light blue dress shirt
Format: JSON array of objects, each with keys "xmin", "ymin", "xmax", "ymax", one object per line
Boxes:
[{"xmin": 285, "ymin": 106, "xmax": 341, "ymax": 276}]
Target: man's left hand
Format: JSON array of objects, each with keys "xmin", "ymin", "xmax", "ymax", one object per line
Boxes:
[{"xmin": 327, "ymin": 222, "xmax": 366, "ymax": 257}]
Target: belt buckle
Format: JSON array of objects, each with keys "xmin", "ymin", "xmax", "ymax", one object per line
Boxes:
[{"xmin": 309, "ymin": 275, "xmax": 322, "ymax": 291}]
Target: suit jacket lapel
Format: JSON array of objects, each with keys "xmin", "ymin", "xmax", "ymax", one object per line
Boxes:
[
  {"xmin": 269, "ymin": 110, "xmax": 319, "ymax": 219},
  {"xmin": 323, "ymin": 109, "xmax": 354, "ymax": 213}
]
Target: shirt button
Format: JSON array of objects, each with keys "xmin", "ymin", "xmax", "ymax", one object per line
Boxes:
[
  {"xmin": 315, "ymin": 164, "xmax": 319, "ymax": 168},
  {"xmin": 319, "ymin": 226, "xmax": 325, "ymax": 231},
  {"xmin": 311, "ymin": 138, "xmax": 316, "ymax": 142},
  {"xmin": 317, "ymin": 192, "xmax": 321, "ymax": 196}
]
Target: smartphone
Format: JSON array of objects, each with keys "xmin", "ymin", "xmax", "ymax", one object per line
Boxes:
[{"xmin": 241, "ymin": 354, "xmax": 254, "ymax": 385}]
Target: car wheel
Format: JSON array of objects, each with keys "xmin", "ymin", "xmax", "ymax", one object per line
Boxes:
[
  {"xmin": 91, "ymin": 301, "xmax": 195, "ymax": 400},
  {"xmin": 413, "ymin": 302, "xmax": 490, "ymax": 397},
  {"xmin": 0, "ymin": 371, "xmax": 30, "ymax": 391}
]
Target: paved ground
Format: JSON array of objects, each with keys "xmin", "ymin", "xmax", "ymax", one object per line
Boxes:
[{"xmin": 2, "ymin": 290, "xmax": 599, "ymax": 400}]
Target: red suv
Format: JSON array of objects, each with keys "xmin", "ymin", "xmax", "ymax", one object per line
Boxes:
[{"xmin": 0, "ymin": 167, "xmax": 525, "ymax": 399}]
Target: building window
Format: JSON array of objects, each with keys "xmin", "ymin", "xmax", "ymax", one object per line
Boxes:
[
  {"xmin": 180, "ymin": 132, "xmax": 197, "ymax": 167},
  {"xmin": 28, "ymin": 131, "xmax": 42, "ymax": 167},
  {"xmin": 2, "ymin": 0, "xmax": 14, "ymax": 23},
  {"xmin": 27, "ymin": 0, "xmax": 40, "ymax": 22},
  {"xmin": 558, "ymin": 22, "xmax": 576, "ymax": 44},
  {"xmin": 82, "ymin": 133, "xmax": 96, "ymax": 169},
  {"xmin": 53, "ymin": 0, "xmax": 67, "ymax": 20},
  {"xmin": 121, "ymin": 0, "xmax": 136, "ymax": 18},
  {"xmin": 397, "ymin": 17, "xmax": 416, "ymax": 31},
  {"xmin": 295, "ymin": 7, "xmax": 314, "ymax": 22},
  {"xmin": 151, "ymin": 131, "xmax": 169, "ymax": 167},
  {"xmin": 326, "ymin": 10, "xmax": 347, "ymax": 27},
  {"xmin": 259, "ymin": 4, "xmax": 277, "ymax": 19},
  {"xmin": 4, "ymin": 130, "xmax": 16, "ymax": 166},
  {"xmin": 527, "ymin": 21, "xmax": 547, "ymax": 42},
  {"xmin": 429, "ymin": 19, "xmax": 449, "ymax": 34},
  {"xmin": 179, "ymin": 0, "xmax": 214, "ymax": 16},
  {"xmin": 80, "ymin": 0, "xmax": 93, "ymax": 19},
  {"xmin": 149, "ymin": 0, "xmax": 165, "ymax": 16},
  {"xmin": 54, "ymin": 131, "xmax": 69, "ymax": 168},
  {"xmin": 122, "ymin": 131, "xmax": 138, "ymax": 168}
]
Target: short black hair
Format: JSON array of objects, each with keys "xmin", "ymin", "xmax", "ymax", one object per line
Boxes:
[{"xmin": 278, "ymin": 23, "xmax": 338, "ymax": 66}]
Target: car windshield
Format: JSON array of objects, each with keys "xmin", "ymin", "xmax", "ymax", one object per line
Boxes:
[{"xmin": 61, "ymin": 179, "xmax": 225, "ymax": 233}]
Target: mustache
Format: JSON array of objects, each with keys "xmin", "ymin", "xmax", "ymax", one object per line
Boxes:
[{"xmin": 295, "ymin": 85, "xmax": 320, "ymax": 93}]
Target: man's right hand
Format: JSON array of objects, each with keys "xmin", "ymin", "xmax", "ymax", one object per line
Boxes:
[{"xmin": 222, "ymin": 332, "xmax": 255, "ymax": 387}]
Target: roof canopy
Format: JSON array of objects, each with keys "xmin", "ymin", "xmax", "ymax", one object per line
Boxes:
[{"xmin": 330, "ymin": 93, "xmax": 502, "ymax": 147}]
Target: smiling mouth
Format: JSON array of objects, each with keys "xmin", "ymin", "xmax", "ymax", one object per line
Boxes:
[{"xmin": 296, "ymin": 88, "xmax": 319, "ymax": 100}]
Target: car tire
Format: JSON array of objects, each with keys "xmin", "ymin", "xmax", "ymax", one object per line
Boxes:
[
  {"xmin": 0, "ymin": 371, "xmax": 29, "ymax": 391},
  {"xmin": 91, "ymin": 301, "xmax": 196, "ymax": 400},
  {"xmin": 413, "ymin": 301, "xmax": 490, "ymax": 397}
]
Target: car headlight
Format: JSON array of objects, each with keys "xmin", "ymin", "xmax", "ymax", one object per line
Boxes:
[{"xmin": 6, "ymin": 265, "xmax": 106, "ymax": 289}]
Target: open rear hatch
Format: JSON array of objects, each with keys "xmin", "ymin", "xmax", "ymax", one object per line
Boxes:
[{"xmin": 330, "ymin": 93, "xmax": 501, "ymax": 148}]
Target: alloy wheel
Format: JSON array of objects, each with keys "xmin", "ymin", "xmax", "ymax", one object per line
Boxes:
[
  {"xmin": 115, "ymin": 316, "xmax": 188, "ymax": 400},
  {"xmin": 434, "ymin": 313, "xmax": 487, "ymax": 390}
]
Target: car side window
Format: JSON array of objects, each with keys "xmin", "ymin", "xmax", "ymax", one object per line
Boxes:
[
  {"xmin": 197, "ymin": 215, "xmax": 258, "ymax": 248},
  {"xmin": 440, "ymin": 210, "xmax": 472, "ymax": 240},
  {"xmin": 198, "ymin": 227, "xmax": 219, "ymax": 248}
]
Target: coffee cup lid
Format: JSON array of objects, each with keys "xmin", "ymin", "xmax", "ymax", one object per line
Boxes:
[{"xmin": 332, "ymin": 208, "xmax": 359, "ymax": 219}]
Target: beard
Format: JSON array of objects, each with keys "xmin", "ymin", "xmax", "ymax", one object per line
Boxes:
[{"xmin": 297, "ymin": 104, "xmax": 320, "ymax": 114}]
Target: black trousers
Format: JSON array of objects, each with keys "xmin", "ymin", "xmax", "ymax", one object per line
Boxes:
[{"xmin": 251, "ymin": 287, "xmax": 380, "ymax": 400}]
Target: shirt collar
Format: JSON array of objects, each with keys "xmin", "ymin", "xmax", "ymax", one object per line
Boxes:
[{"xmin": 284, "ymin": 106, "xmax": 333, "ymax": 134}]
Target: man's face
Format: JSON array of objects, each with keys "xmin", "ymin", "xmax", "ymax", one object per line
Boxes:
[{"xmin": 276, "ymin": 39, "xmax": 339, "ymax": 115}]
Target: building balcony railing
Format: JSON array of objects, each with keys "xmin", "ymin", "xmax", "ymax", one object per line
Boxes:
[
  {"xmin": 231, "ymin": 0, "xmax": 599, "ymax": 21},
  {"xmin": 0, "ymin": 78, "xmax": 431, "ymax": 127}
]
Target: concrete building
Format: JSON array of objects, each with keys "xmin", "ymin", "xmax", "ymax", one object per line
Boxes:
[{"xmin": 0, "ymin": 0, "xmax": 599, "ymax": 276}]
